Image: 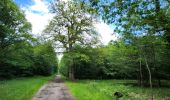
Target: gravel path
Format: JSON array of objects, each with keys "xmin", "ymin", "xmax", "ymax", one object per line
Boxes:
[{"xmin": 32, "ymin": 75, "xmax": 75, "ymax": 100}]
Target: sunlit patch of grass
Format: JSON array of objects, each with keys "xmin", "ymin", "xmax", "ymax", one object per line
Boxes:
[
  {"xmin": 65, "ymin": 80, "xmax": 170, "ymax": 100},
  {"xmin": 0, "ymin": 76, "xmax": 54, "ymax": 100}
]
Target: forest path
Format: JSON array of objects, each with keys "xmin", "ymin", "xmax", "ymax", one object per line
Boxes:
[{"xmin": 32, "ymin": 75, "xmax": 75, "ymax": 100}]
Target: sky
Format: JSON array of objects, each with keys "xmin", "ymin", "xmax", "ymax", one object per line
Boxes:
[{"xmin": 14, "ymin": 0, "xmax": 117, "ymax": 45}]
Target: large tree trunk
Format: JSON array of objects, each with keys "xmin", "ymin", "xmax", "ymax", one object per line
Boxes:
[
  {"xmin": 68, "ymin": 44, "xmax": 75, "ymax": 80},
  {"xmin": 68, "ymin": 59, "xmax": 74, "ymax": 80},
  {"xmin": 68, "ymin": 67, "xmax": 74, "ymax": 80},
  {"xmin": 67, "ymin": 25, "xmax": 75, "ymax": 80},
  {"xmin": 68, "ymin": 57, "xmax": 75, "ymax": 80}
]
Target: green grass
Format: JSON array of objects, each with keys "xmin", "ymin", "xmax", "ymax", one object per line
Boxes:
[
  {"xmin": 65, "ymin": 80, "xmax": 170, "ymax": 100},
  {"xmin": 0, "ymin": 76, "xmax": 54, "ymax": 100}
]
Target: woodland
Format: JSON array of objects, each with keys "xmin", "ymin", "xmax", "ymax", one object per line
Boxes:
[{"xmin": 0, "ymin": 0, "xmax": 170, "ymax": 99}]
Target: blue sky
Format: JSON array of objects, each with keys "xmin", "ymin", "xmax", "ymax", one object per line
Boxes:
[
  {"xmin": 15, "ymin": 0, "xmax": 53, "ymax": 7},
  {"xmin": 14, "ymin": 0, "xmax": 117, "ymax": 45},
  {"xmin": 15, "ymin": 0, "xmax": 33, "ymax": 6}
]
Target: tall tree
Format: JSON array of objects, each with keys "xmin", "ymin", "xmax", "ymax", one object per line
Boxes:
[
  {"xmin": 0, "ymin": 0, "xmax": 32, "ymax": 67},
  {"xmin": 0, "ymin": 0, "xmax": 58, "ymax": 79},
  {"xmin": 0, "ymin": 0, "xmax": 31, "ymax": 49},
  {"xmin": 44, "ymin": 0, "xmax": 99, "ymax": 80},
  {"xmin": 0, "ymin": 0, "xmax": 34, "ymax": 78}
]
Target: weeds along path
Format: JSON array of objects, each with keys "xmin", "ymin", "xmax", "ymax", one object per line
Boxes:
[{"xmin": 33, "ymin": 75, "xmax": 75, "ymax": 100}]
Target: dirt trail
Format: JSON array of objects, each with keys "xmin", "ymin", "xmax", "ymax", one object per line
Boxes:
[{"xmin": 33, "ymin": 75, "xmax": 75, "ymax": 100}]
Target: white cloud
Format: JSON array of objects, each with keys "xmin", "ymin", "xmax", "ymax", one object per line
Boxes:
[
  {"xmin": 62, "ymin": 0, "xmax": 70, "ymax": 2},
  {"xmin": 23, "ymin": 0, "xmax": 54, "ymax": 35},
  {"xmin": 94, "ymin": 22, "xmax": 117, "ymax": 45},
  {"xmin": 30, "ymin": 0, "xmax": 49, "ymax": 13}
]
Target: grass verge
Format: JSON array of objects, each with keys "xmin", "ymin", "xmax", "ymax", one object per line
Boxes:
[
  {"xmin": 0, "ymin": 75, "xmax": 54, "ymax": 100},
  {"xmin": 65, "ymin": 80, "xmax": 170, "ymax": 100}
]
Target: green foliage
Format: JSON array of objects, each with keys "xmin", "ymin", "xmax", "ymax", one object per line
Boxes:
[
  {"xmin": 60, "ymin": 38, "xmax": 170, "ymax": 84},
  {"xmin": 60, "ymin": 51, "xmax": 91, "ymax": 78},
  {"xmin": 83, "ymin": 0, "xmax": 170, "ymax": 41},
  {"xmin": 0, "ymin": 40, "xmax": 58, "ymax": 78},
  {"xmin": 0, "ymin": 0, "xmax": 32, "ymax": 49},
  {"xmin": 59, "ymin": 43, "xmax": 137, "ymax": 79},
  {"xmin": 44, "ymin": 0, "xmax": 99, "ymax": 51},
  {"xmin": 100, "ymin": 41, "xmax": 137, "ymax": 79},
  {"xmin": 32, "ymin": 42, "xmax": 58, "ymax": 76},
  {"xmin": 0, "ymin": 0, "xmax": 58, "ymax": 79},
  {"xmin": 78, "ymin": 0, "xmax": 170, "ymax": 87},
  {"xmin": 0, "ymin": 0, "xmax": 33, "ymax": 78}
]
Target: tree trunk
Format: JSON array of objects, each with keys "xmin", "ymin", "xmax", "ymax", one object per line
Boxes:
[
  {"xmin": 157, "ymin": 76, "xmax": 161, "ymax": 87},
  {"xmin": 69, "ymin": 65, "xmax": 72, "ymax": 80},
  {"xmin": 154, "ymin": 0, "xmax": 162, "ymax": 87},
  {"xmin": 68, "ymin": 57, "xmax": 75, "ymax": 80},
  {"xmin": 138, "ymin": 45, "xmax": 143, "ymax": 87},
  {"xmin": 69, "ymin": 66, "xmax": 74, "ymax": 80},
  {"xmin": 68, "ymin": 65, "xmax": 74, "ymax": 80},
  {"xmin": 67, "ymin": 25, "xmax": 75, "ymax": 80},
  {"xmin": 139, "ymin": 56, "xmax": 143, "ymax": 87},
  {"xmin": 144, "ymin": 56, "xmax": 153, "ymax": 100}
]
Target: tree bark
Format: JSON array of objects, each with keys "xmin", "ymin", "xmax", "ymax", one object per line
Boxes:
[
  {"xmin": 67, "ymin": 25, "xmax": 75, "ymax": 80},
  {"xmin": 68, "ymin": 52, "xmax": 75, "ymax": 80}
]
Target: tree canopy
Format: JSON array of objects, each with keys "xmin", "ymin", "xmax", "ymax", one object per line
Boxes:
[
  {"xmin": 44, "ymin": 0, "xmax": 99, "ymax": 52},
  {"xmin": 0, "ymin": 0, "xmax": 58, "ymax": 79}
]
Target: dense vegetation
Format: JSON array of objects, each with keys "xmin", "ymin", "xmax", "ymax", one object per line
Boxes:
[
  {"xmin": 58, "ymin": 0, "xmax": 170, "ymax": 88},
  {"xmin": 0, "ymin": 0, "xmax": 57, "ymax": 79}
]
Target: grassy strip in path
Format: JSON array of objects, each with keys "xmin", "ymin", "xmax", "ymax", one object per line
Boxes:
[
  {"xmin": 65, "ymin": 80, "xmax": 170, "ymax": 100},
  {"xmin": 0, "ymin": 75, "xmax": 54, "ymax": 100}
]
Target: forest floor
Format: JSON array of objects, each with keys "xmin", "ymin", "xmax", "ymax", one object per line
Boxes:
[
  {"xmin": 33, "ymin": 75, "xmax": 75, "ymax": 100},
  {"xmin": 65, "ymin": 80, "xmax": 170, "ymax": 100}
]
